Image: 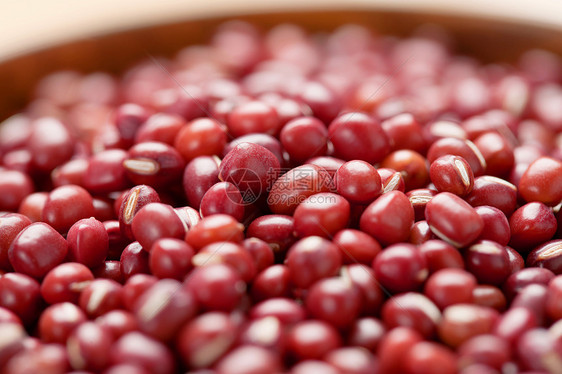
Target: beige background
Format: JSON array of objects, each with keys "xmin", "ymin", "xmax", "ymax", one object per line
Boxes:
[{"xmin": 2, "ymin": 0, "xmax": 562, "ymax": 61}]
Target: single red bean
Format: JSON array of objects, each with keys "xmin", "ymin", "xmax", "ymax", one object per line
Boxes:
[
  {"xmin": 474, "ymin": 206, "xmax": 510, "ymax": 246},
  {"xmin": 380, "ymin": 150, "xmax": 429, "ymax": 191},
  {"xmin": 382, "ymin": 293, "xmax": 441, "ymax": 338},
  {"xmin": 429, "ymin": 155, "xmax": 474, "ymax": 196},
  {"xmin": 215, "ymin": 345, "xmax": 282, "ymax": 374},
  {"xmin": 305, "ymin": 156, "xmax": 346, "ymax": 178},
  {"xmin": 493, "ymin": 307, "xmax": 537, "ymax": 347},
  {"xmin": 473, "ymin": 132, "xmax": 515, "ymax": 178},
  {"xmin": 124, "ymin": 141, "xmax": 185, "ymax": 189},
  {"xmin": 347, "ymin": 317, "xmax": 386, "ymax": 352},
  {"xmin": 465, "ymin": 240, "xmax": 511, "ymax": 286},
  {"xmin": 516, "ymin": 328, "xmax": 561, "ymax": 372},
  {"xmin": 135, "ymin": 111, "xmax": 185, "ymax": 145},
  {"xmin": 503, "ymin": 267, "xmax": 556, "ymax": 301},
  {"xmin": 0, "ymin": 272, "xmax": 42, "ymax": 326},
  {"xmin": 360, "ymin": 191, "xmax": 414, "ymax": 246},
  {"xmin": 509, "ymin": 202, "xmax": 557, "ymax": 252},
  {"xmin": 28, "ymin": 117, "xmax": 74, "ymax": 172},
  {"xmin": 424, "ymin": 268, "xmax": 477, "ymax": 310},
  {"xmin": 193, "ymin": 241, "xmax": 256, "ymax": 282},
  {"xmin": 174, "ymin": 118, "xmax": 227, "ymax": 162},
  {"xmin": 110, "ymin": 332, "xmax": 175, "ymax": 374},
  {"xmin": 511, "ymin": 284, "xmax": 549, "ymax": 326},
  {"xmin": 93, "ymin": 260, "xmax": 125, "ymax": 284},
  {"xmin": 457, "ymin": 334, "xmax": 511, "ymax": 371},
  {"xmin": 246, "ymin": 214, "xmax": 296, "ymax": 255},
  {"xmin": 251, "ymin": 265, "xmax": 292, "ymax": 301},
  {"xmin": 373, "ymin": 243, "xmax": 428, "ymax": 293},
  {"xmin": 131, "ymin": 203, "xmax": 185, "ymax": 251},
  {"xmin": 0, "ymin": 213, "xmax": 31, "ymax": 271},
  {"xmin": 527, "ymin": 240, "xmax": 562, "ymax": 274},
  {"xmin": 182, "ymin": 156, "xmax": 220, "ymax": 210},
  {"xmin": 0, "ymin": 170, "xmax": 34, "ymax": 212},
  {"xmin": 377, "ymin": 167, "xmax": 406, "ymax": 193},
  {"xmin": 332, "ymin": 229, "xmax": 382, "ymax": 265},
  {"xmin": 324, "ymin": 347, "xmax": 379, "ymax": 374},
  {"xmin": 51, "ymin": 158, "xmax": 88, "ymax": 188},
  {"xmin": 42, "ymin": 185, "xmax": 94, "ymax": 234},
  {"xmin": 121, "ymin": 274, "xmax": 158, "ymax": 311},
  {"xmin": 425, "ymin": 192, "xmax": 484, "ymax": 248},
  {"xmin": 133, "ymin": 279, "xmax": 197, "ymax": 341},
  {"xmin": 409, "ymin": 220, "xmax": 437, "ymax": 244},
  {"xmin": 418, "ymin": 240, "xmax": 465, "ymax": 274},
  {"xmin": 285, "ymin": 320, "xmax": 342, "ymax": 360},
  {"xmin": 199, "ymin": 182, "xmax": 245, "ymax": 222},
  {"xmin": 79, "ymin": 279, "xmax": 123, "ymax": 318},
  {"xmin": 280, "ymin": 116, "xmax": 328, "ymax": 162},
  {"xmin": 377, "ymin": 327, "xmax": 423, "ymax": 374},
  {"xmin": 185, "ymin": 214, "xmax": 245, "ymax": 250},
  {"xmin": 465, "ymin": 176, "xmax": 518, "ymax": 216},
  {"xmin": 438, "ymin": 304, "xmax": 499, "ymax": 347},
  {"xmin": 472, "ymin": 285, "xmax": 507, "ymax": 312},
  {"xmin": 114, "ymin": 103, "xmax": 151, "ymax": 147},
  {"xmin": 381, "ymin": 112, "xmax": 426, "ymax": 153},
  {"xmin": 427, "ymin": 137, "xmax": 487, "ymax": 176},
  {"xmin": 328, "ymin": 112, "xmax": 390, "ymax": 164},
  {"xmin": 407, "ymin": 189, "xmax": 437, "ymax": 222},
  {"xmin": 8, "ymin": 222, "xmax": 68, "ymax": 278},
  {"xmin": 148, "ymin": 238, "xmax": 194, "ymax": 280},
  {"xmin": 38, "ymin": 302, "xmax": 87, "ymax": 344},
  {"xmin": 293, "ymin": 192, "xmax": 350, "ymax": 238},
  {"xmin": 286, "ymin": 236, "xmax": 342, "ymax": 289},
  {"xmin": 249, "ymin": 298, "xmax": 306, "ymax": 325},
  {"xmin": 403, "ymin": 341, "xmax": 458, "ymax": 374},
  {"xmin": 120, "ymin": 242, "xmax": 150, "ymax": 280},
  {"xmin": 67, "ymin": 321, "xmax": 113, "ymax": 371},
  {"xmin": 297, "ymin": 81, "xmax": 341, "ymax": 124},
  {"xmin": 83, "ymin": 149, "xmax": 129, "ymax": 194},
  {"xmin": 241, "ymin": 238, "xmax": 274, "ymax": 273},
  {"xmin": 227, "ymin": 100, "xmax": 281, "ymax": 137},
  {"xmin": 66, "ymin": 217, "xmax": 109, "ymax": 268},
  {"xmin": 118, "ymin": 185, "xmax": 160, "ymax": 241},
  {"xmin": 17, "ymin": 192, "xmax": 48, "ymax": 223},
  {"xmin": 334, "ymin": 160, "xmax": 382, "ymax": 204},
  {"xmin": 40, "ymin": 262, "xmax": 94, "ymax": 305},
  {"xmin": 95, "ymin": 310, "xmax": 138, "ymax": 341},
  {"xmin": 518, "ymin": 156, "xmax": 562, "ymax": 206}
]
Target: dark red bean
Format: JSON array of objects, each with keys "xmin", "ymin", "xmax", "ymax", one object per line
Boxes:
[
  {"xmin": 329, "ymin": 112, "xmax": 390, "ymax": 163},
  {"xmin": 227, "ymin": 100, "xmax": 281, "ymax": 137},
  {"xmin": 0, "ymin": 170, "xmax": 34, "ymax": 212},
  {"xmin": 200, "ymin": 182, "xmax": 245, "ymax": 222},
  {"xmin": 92, "ymin": 197, "xmax": 115, "ymax": 222},
  {"xmin": 250, "ymin": 298, "xmax": 306, "ymax": 325},
  {"xmin": 67, "ymin": 321, "xmax": 113, "ymax": 371},
  {"xmin": 118, "ymin": 185, "xmax": 160, "ymax": 240},
  {"xmin": 0, "ymin": 213, "xmax": 31, "ymax": 271},
  {"xmin": 332, "ymin": 229, "xmax": 382, "ymax": 265},
  {"xmin": 215, "ymin": 345, "xmax": 282, "ymax": 374},
  {"xmin": 176, "ymin": 312, "xmax": 237, "ymax": 369},
  {"xmin": 382, "ymin": 293, "xmax": 441, "ymax": 338},
  {"xmin": 40, "ymin": 262, "xmax": 94, "ymax": 305},
  {"xmin": 438, "ymin": 304, "xmax": 499, "ymax": 347},
  {"xmin": 8, "ymin": 222, "xmax": 68, "ymax": 278},
  {"xmin": 114, "ymin": 103, "xmax": 151, "ymax": 147},
  {"xmin": 518, "ymin": 156, "xmax": 562, "ymax": 206},
  {"xmin": 305, "ymin": 156, "xmax": 346, "ymax": 178},
  {"xmin": 373, "ymin": 243, "xmax": 428, "ymax": 293},
  {"xmin": 193, "ymin": 242, "xmax": 256, "ymax": 282},
  {"xmin": 148, "ymin": 238, "xmax": 194, "ymax": 280},
  {"xmin": 424, "ymin": 268, "xmax": 477, "ymax": 310},
  {"xmin": 110, "ymin": 332, "xmax": 175, "ymax": 374},
  {"xmin": 131, "ymin": 203, "xmax": 185, "ymax": 251},
  {"xmin": 28, "ymin": 117, "xmax": 74, "ymax": 172},
  {"xmin": 380, "ymin": 150, "xmax": 429, "ymax": 191},
  {"xmin": 472, "ymin": 285, "xmax": 507, "ymax": 312},
  {"xmin": 429, "ymin": 155, "xmax": 474, "ymax": 196},
  {"xmin": 377, "ymin": 327, "xmax": 423, "ymax": 374},
  {"xmin": 516, "ymin": 328, "xmax": 561, "ymax": 372},
  {"xmin": 79, "ymin": 279, "xmax": 123, "ymax": 318},
  {"xmin": 285, "ymin": 320, "xmax": 342, "ymax": 360},
  {"xmin": 506, "ymin": 246, "xmax": 525, "ymax": 273},
  {"xmin": 465, "ymin": 240, "xmax": 511, "ymax": 286},
  {"xmin": 93, "ymin": 260, "xmax": 125, "ymax": 284},
  {"xmin": 427, "ymin": 137, "xmax": 487, "ymax": 177},
  {"xmin": 493, "ymin": 307, "xmax": 537, "ymax": 347},
  {"xmin": 286, "ymin": 236, "xmax": 342, "ymax": 289},
  {"xmin": 360, "ymin": 191, "xmax": 414, "ymax": 246},
  {"xmin": 251, "ymin": 265, "xmax": 292, "ymax": 301},
  {"xmin": 466, "ymin": 176, "xmax": 518, "ymax": 216},
  {"xmin": 334, "ymin": 160, "xmax": 382, "ymax": 204},
  {"xmin": 121, "ymin": 274, "xmax": 158, "ymax": 311},
  {"xmin": 473, "ymin": 132, "xmax": 514, "ymax": 178},
  {"xmin": 246, "ymin": 214, "xmax": 296, "ymax": 254},
  {"xmin": 280, "ymin": 116, "xmax": 328, "ymax": 162},
  {"xmin": 134, "ymin": 113, "xmax": 184, "ymax": 145},
  {"xmin": 293, "ymin": 192, "xmax": 350, "ymax": 238},
  {"xmin": 407, "ymin": 189, "xmax": 437, "ymax": 222},
  {"xmin": 324, "ymin": 347, "xmax": 379, "ymax": 374},
  {"xmin": 418, "ymin": 240, "xmax": 464, "ymax": 273},
  {"xmin": 4, "ymin": 343, "xmax": 70, "ymax": 374},
  {"xmin": 377, "ymin": 167, "xmax": 406, "ymax": 193},
  {"xmin": 219, "ymin": 142, "xmax": 280, "ymax": 202},
  {"xmin": 458, "ymin": 334, "xmax": 511, "ymax": 371},
  {"xmin": 83, "ymin": 149, "xmax": 129, "ymax": 194},
  {"xmin": 409, "ymin": 220, "xmax": 437, "ymax": 244},
  {"xmin": 120, "ymin": 242, "xmax": 150, "ymax": 280},
  {"xmin": 66, "ymin": 218, "xmax": 108, "ymax": 268},
  {"xmin": 133, "ymin": 279, "xmax": 197, "ymax": 341},
  {"xmin": 382, "ymin": 112, "xmax": 426, "ymax": 153},
  {"xmin": 527, "ymin": 240, "xmax": 562, "ymax": 274},
  {"xmin": 95, "ymin": 310, "xmax": 138, "ymax": 341},
  {"xmin": 305, "ymin": 276, "xmax": 362, "ymax": 328},
  {"xmin": 0, "ymin": 273, "xmax": 42, "ymax": 325},
  {"xmin": 425, "ymin": 192, "xmax": 484, "ymax": 248},
  {"xmin": 474, "ymin": 206, "xmax": 510, "ymax": 246},
  {"xmin": 38, "ymin": 302, "xmax": 87, "ymax": 344},
  {"xmin": 184, "ymin": 263, "xmax": 246, "ymax": 311},
  {"xmin": 347, "ymin": 317, "xmax": 386, "ymax": 352},
  {"xmin": 42, "ymin": 185, "xmax": 94, "ymax": 234},
  {"xmin": 509, "ymin": 202, "xmax": 557, "ymax": 252},
  {"xmin": 403, "ymin": 341, "xmax": 457, "ymax": 374},
  {"xmin": 185, "ymin": 214, "xmax": 245, "ymax": 250},
  {"xmin": 267, "ymin": 164, "xmax": 333, "ymax": 215},
  {"xmin": 124, "ymin": 141, "xmax": 185, "ymax": 189},
  {"xmin": 511, "ymin": 284, "xmax": 548, "ymax": 326},
  {"xmin": 241, "ymin": 238, "xmax": 274, "ymax": 273},
  {"xmin": 546, "ymin": 275, "xmax": 562, "ymax": 320},
  {"xmin": 503, "ymin": 267, "xmax": 555, "ymax": 301},
  {"xmin": 182, "ymin": 156, "xmax": 220, "ymax": 210},
  {"xmin": 18, "ymin": 192, "xmax": 48, "ymax": 223},
  {"xmin": 223, "ymin": 133, "xmax": 285, "ymax": 166},
  {"xmin": 174, "ymin": 118, "xmax": 227, "ymax": 162},
  {"xmin": 51, "ymin": 158, "xmax": 88, "ymax": 188}
]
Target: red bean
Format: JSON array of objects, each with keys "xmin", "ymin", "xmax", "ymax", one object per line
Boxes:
[
  {"xmin": 380, "ymin": 150, "xmax": 429, "ymax": 191},
  {"xmin": 67, "ymin": 218, "xmax": 109, "ymax": 268},
  {"xmin": 526, "ymin": 239, "xmax": 562, "ymax": 274},
  {"xmin": 38, "ymin": 302, "xmax": 87, "ymax": 344},
  {"xmin": 131, "ymin": 203, "xmax": 185, "ymax": 251},
  {"xmin": 182, "ymin": 156, "xmax": 220, "ymax": 210},
  {"xmin": 429, "ymin": 155, "xmax": 474, "ymax": 196},
  {"xmin": 251, "ymin": 265, "xmax": 292, "ymax": 301},
  {"xmin": 334, "ymin": 160, "xmax": 382, "ymax": 204},
  {"xmin": 118, "ymin": 185, "xmax": 160, "ymax": 241},
  {"xmin": 293, "ymin": 193, "xmax": 350, "ymax": 238},
  {"xmin": 403, "ymin": 341, "xmax": 457, "ymax": 374},
  {"xmin": 382, "ymin": 293, "xmax": 441, "ymax": 338},
  {"xmin": 67, "ymin": 321, "xmax": 113, "ymax": 371},
  {"xmin": 373, "ymin": 243, "xmax": 428, "ymax": 293},
  {"xmin": 518, "ymin": 156, "xmax": 562, "ymax": 206},
  {"xmin": 227, "ymin": 100, "xmax": 281, "ymax": 137},
  {"xmin": 185, "ymin": 214, "xmax": 245, "ymax": 250},
  {"xmin": 465, "ymin": 176, "xmax": 517, "ymax": 216},
  {"xmin": 425, "ymin": 192, "xmax": 484, "ymax": 248},
  {"xmin": 110, "ymin": 332, "xmax": 175, "ymax": 374},
  {"xmin": 174, "ymin": 118, "xmax": 227, "ymax": 162},
  {"xmin": 0, "ymin": 213, "xmax": 31, "ymax": 271},
  {"xmin": 424, "ymin": 268, "xmax": 477, "ymax": 310},
  {"xmin": 509, "ymin": 202, "xmax": 557, "ymax": 252},
  {"xmin": 280, "ymin": 117, "xmax": 328, "ymax": 162},
  {"xmin": 199, "ymin": 182, "xmax": 245, "ymax": 222},
  {"xmin": 418, "ymin": 240, "xmax": 464, "ymax": 273},
  {"xmin": 438, "ymin": 304, "xmax": 499, "ymax": 347},
  {"xmin": 332, "ymin": 229, "xmax": 382, "ymax": 265},
  {"xmin": 148, "ymin": 238, "xmax": 194, "ymax": 280},
  {"xmin": 360, "ymin": 191, "xmax": 414, "ymax": 246},
  {"xmin": 0, "ymin": 170, "xmax": 34, "ymax": 212},
  {"xmin": 427, "ymin": 137, "xmax": 487, "ymax": 177},
  {"xmin": 0, "ymin": 273, "xmax": 42, "ymax": 326},
  {"xmin": 28, "ymin": 117, "xmax": 74, "ymax": 172},
  {"xmin": 40, "ymin": 262, "xmax": 94, "ymax": 305},
  {"xmin": 83, "ymin": 149, "xmax": 129, "ymax": 194},
  {"xmin": 193, "ymin": 241, "xmax": 256, "ymax": 282},
  {"xmin": 285, "ymin": 320, "xmax": 342, "ymax": 360},
  {"xmin": 79, "ymin": 279, "xmax": 123, "ymax": 318}
]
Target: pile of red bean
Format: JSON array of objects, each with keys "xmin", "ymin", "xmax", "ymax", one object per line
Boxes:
[{"xmin": 2, "ymin": 20, "xmax": 562, "ymax": 373}]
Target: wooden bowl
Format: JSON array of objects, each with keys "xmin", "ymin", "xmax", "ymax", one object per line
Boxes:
[{"xmin": 1, "ymin": 1, "xmax": 561, "ymax": 119}]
